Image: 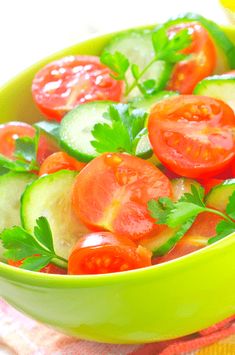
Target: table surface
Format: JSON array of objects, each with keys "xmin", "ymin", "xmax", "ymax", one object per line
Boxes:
[
  {"xmin": 0, "ymin": 0, "xmax": 229, "ymax": 86},
  {"xmin": 0, "ymin": 0, "xmax": 232, "ymax": 354}
]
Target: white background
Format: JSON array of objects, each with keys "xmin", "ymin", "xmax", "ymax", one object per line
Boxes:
[{"xmin": 0, "ymin": 0, "xmax": 229, "ymax": 86}]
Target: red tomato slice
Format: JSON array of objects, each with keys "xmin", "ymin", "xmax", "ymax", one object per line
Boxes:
[
  {"xmin": 8, "ymin": 259, "xmax": 66, "ymax": 274},
  {"xmin": 32, "ymin": 55, "xmax": 124, "ymax": 122},
  {"xmin": 0, "ymin": 122, "xmax": 58, "ymax": 165},
  {"xmin": 167, "ymin": 22, "xmax": 216, "ymax": 94},
  {"xmin": 154, "ymin": 212, "xmax": 222, "ymax": 264},
  {"xmin": 148, "ymin": 95, "xmax": 235, "ymax": 178},
  {"xmin": 68, "ymin": 231, "xmax": 151, "ymax": 275},
  {"xmin": 39, "ymin": 151, "xmax": 86, "ymax": 176},
  {"xmin": 72, "ymin": 153, "xmax": 172, "ymax": 240}
]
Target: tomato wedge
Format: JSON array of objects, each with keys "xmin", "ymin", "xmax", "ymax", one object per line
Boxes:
[
  {"xmin": 72, "ymin": 153, "xmax": 172, "ymax": 240},
  {"xmin": 39, "ymin": 151, "xmax": 86, "ymax": 176},
  {"xmin": 148, "ymin": 95, "xmax": 235, "ymax": 178},
  {"xmin": 154, "ymin": 212, "xmax": 222, "ymax": 264},
  {"xmin": 68, "ymin": 232, "xmax": 151, "ymax": 275},
  {"xmin": 8, "ymin": 259, "xmax": 66, "ymax": 274},
  {"xmin": 167, "ymin": 22, "xmax": 216, "ymax": 94},
  {"xmin": 0, "ymin": 122, "xmax": 58, "ymax": 165},
  {"xmin": 32, "ymin": 55, "xmax": 123, "ymax": 121}
]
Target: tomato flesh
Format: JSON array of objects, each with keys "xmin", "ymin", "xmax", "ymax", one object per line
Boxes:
[
  {"xmin": 39, "ymin": 151, "xmax": 86, "ymax": 176},
  {"xmin": 148, "ymin": 95, "xmax": 235, "ymax": 178},
  {"xmin": 167, "ymin": 22, "xmax": 216, "ymax": 94},
  {"xmin": 32, "ymin": 55, "xmax": 123, "ymax": 121},
  {"xmin": 68, "ymin": 232, "xmax": 151, "ymax": 275},
  {"xmin": 154, "ymin": 212, "xmax": 222, "ymax": 264},
  {"xmin": 72, "ymin": 153, "xmax": 172, "ymax": 240}
]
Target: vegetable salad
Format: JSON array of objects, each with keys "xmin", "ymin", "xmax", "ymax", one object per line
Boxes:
[{"xmin": 1, "ymin": 13, "xmax": 235, "ymax": 275}]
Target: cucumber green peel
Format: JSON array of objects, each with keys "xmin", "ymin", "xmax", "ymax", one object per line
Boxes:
[{"xmin": 194, "ymin": 74, "xmax": 235, "ymax": 112}]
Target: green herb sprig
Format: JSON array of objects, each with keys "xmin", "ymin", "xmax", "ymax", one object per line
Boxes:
[
  {"xmin": 91, "ymin": 103, "xmax": 147, "ymax": 155},
  {"xmin": 148, "ymin": 185, "xmax": 235, "ymax": 246},
  {"xmin": 0, "ymin": 217, "xmax": 67, "ymax": 271},
  {"xmin": 101, "ymin": 26, "xmax": 191, "ymax": 97}
]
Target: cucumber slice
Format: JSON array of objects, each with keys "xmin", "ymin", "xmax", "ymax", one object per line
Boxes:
[
  {"xmin": 141, "ymin": 178, "xmax": 201, "ymax": 256},
  {"xmin": 194, "ymin": 74, "xmax": 235, "ymax": 112},
  {"xmin": 129, "ymin": 91, "xmax": 179, "ymax": 112},
  {"xmin": 140, "ymin": 219, "xmax": 195, "ymax": 258},
  {"xmin": 206, "ymin": 178, "xmax": 235, "ymax": 212},
  {"xmin": 0, "ymin": 172, "xmax": 36, "ymax": 261},
  {"xmin": 60, "ymin": 101, "xmax": 113, "ymax": 162},
  {"xmin": 160, "ymin": 12, "xmax": 235, "ymax": 72},
  {"xmin": 171, "ymin": 178, "xmax": 202, "ymax": 202},
  {"xmin": 21, "ymin": 170, "xmax": 89, "ymax": 264},
  {"xmin": 103, "ymin": 30, "xmax": 172, "ymax": 99}
]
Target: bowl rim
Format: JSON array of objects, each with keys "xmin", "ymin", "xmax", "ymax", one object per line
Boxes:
[
  {"xmin": 0, "ymin": 24, "xmax": 235, "ymax": 286},
  {"xmin": 1, "ymin": 233, "xmax": 234, "ymax": 286}
]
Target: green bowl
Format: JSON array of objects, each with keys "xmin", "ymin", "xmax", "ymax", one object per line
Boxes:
[{"xmin": 0, "ymin": 26, "xmax": 235, "ymax": 344}]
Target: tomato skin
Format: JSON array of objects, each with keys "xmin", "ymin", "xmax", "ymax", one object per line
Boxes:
[
  {"xmin": 167, "ymin": 22, "xmax": 216, "ymax": 94},
  {"xmin": 39, "ymin": 151, "xmax": 86, "ymax": 176},
  {"xmin": 154, "ymin": 212, "xmax": 222, "ymax": 264},
  {"xmin": 148, "ymin": 95, "xmax": 235, "ymax": 179},
  {"xmin": 0, "ymin": 122, "xmax": 58, "ymax": 165},
  {"xmin": 68, "ymin": 231, "xmax": 152, "ymax": 275},
  {"xmin": 32, "ymin": 55, "xmax": 124, "ymax": 122},
  {"xmin": 72, "ymin": 153, "xmax": 172, "ymax": 240},
  {"xmin": 8, "ymin": 259, "xmax": 66, "ymax": 274}
]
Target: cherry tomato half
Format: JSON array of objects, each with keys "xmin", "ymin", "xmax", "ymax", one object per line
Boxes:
[
  {"xmin": 72, "ymin": 153, "xmax": 172, "ymax": 240},
  {"xmin": 68, "ymin": 231, "xmax": 151, "ymax": 275},
  {"xmin": 32, "ymin": 55, "xmax": 124, "ymax": 122},
  {"xmin": 154, "ymin": 212, "xmax": 222, "ymax": 264},
  {"xmin": 167, "ymin": 22, "xmax": 216, "ymax": 94},
  {"xmin": 8, "ymin": 259, "xmax": 66, "ymax": 274},
  {"xmin": 148, "ymin": 95, "xmax": 235, "ymax": 178},
  {"xmin": 39, "ymin": 151, "xmax": 86, "ymax": 176},
  {"xmin": 0, "ymin": 122, "xmax": 58, "ymax": 165}
]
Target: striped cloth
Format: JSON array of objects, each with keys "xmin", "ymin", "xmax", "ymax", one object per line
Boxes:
[{"xmin": 0, "ymin": 299, "xmax": 234, "ymax": 355}]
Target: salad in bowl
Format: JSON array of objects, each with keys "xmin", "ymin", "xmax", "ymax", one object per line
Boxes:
[{"xmin": 0, "ymin": 13, "xmax": 235, "ymax": 343}]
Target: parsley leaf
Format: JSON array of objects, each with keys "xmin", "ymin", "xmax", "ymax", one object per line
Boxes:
[
  {"xmin": 179, "ymin": 185, "xmax": 205, "ymax": 207},
  {"xmin": 91, "ymin": 103, "xmax": 147, "ymax": 155},
  {"xmin": 226, "ymin": 191, "xmax": 235, "ymax": 220},
  {"xmin": 152, "ymin": 27, "xmax": 191, "ymax": 63},
  {"xmin": 208, "ymin": 220, "xmax": 235, "ymax": 245},
  {"xmin": 34, "ymin": 216, "xmax": 55, "ymax": 253},
  {"xmin": 20, "ymin": 255, "xmax": 53, "ymax": 272},
  {"xmin": 100, "ymin": 51, "xmax": 129, "ymax": 81},
  {"xmin": 148, "ymin": 184, "xmax": 235, "ymax": 249},
  {"xmin": 0, "ymin": 217, "xmax": 67, "ymax": 271},
  {"xmin": 166, "ymin": 202, "xmax": 204, "ymax": 228},
  {"xmin": 148, "ymin": 196, "xmax": 203, "ymax": 228},
  {"xmin": 148, "ymin": 197, "xmax": 174, "ymax": 225}
]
